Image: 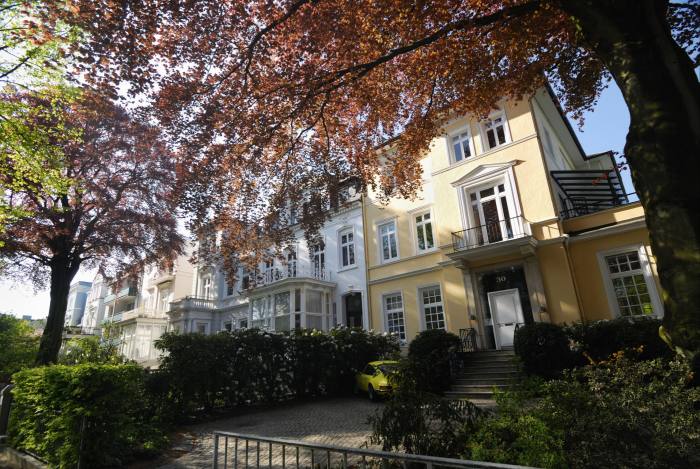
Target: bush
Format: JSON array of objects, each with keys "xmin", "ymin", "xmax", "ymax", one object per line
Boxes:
[
  {"xmin": 565, "ymin": 316, "xmax": 670, "ymax": 363},
  {"xmin": 8, "ymin": 364, "xmax": 166, "ymax": 468},
  {"xmin": 0, "ymin": 314, "xmax": 39, "ymax": 382},
  {"xmin": 535, "ymin": 355, "xmax": 700, "ymax": 468},
  {"xmin": 514, "ymin": 323, "xmax": 573, "ymax": 378},
  {"xmin": 468, "ymin": 414, "xmax": 566, "ymax": 468},
  {"xmin": 407, "ymin": 329, "xmax": 461, "ymax": 393},
  {"xmin": 369, "ymin": 377, "xmax": 483, "ymax": 457},
  {"xmin": 58, "ymin": 335, "xmax": 129, "ymax": 365},
  {"xmin": 155, "ymin": 327, "xmax": 399, "ymax": 420}
]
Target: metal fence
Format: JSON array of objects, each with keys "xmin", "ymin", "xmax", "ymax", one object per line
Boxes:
[{"xmin": 212, "ymin": 432, "xmax": 534, "ymax": 469}]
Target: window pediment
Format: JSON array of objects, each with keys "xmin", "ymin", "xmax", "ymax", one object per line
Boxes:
[{"xmin": 450, "ymin": 161, "xmax": 518, "ymax": 188}]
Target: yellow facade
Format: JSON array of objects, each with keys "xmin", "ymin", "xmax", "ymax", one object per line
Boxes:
[{"xmin": 363, "ymin": 89, "xmax": 663, "ymax": 348}]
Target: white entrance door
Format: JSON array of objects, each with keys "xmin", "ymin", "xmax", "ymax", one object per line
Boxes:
[{"xmin": 487, "ymin": 288, "xmax": 525, "ymax": 349}]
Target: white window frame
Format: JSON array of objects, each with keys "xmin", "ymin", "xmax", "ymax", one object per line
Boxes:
[
  {"xmin": 195, "ymin": 322, "xmax": 209, "ymax": 335},
  {"xmin": 201, "ymin": 276, "xmax": 212, "ymax": 300},
  {"xmin": 412, "ymin": 208, "xmax": 437, "ymax": 254},
  {"xmin": 597, "ymin": 244, "xmax": 663, "ymax": 318},
  {"xmin": 382, "ymin": 291, "xmax": 407, "ymax": 343},
  {"xmin": 311, "ymin": 240, "xmax": 326, "ymax": 278},
  {"xmin": 378, "ymin": 219, "xmax": 399, "ymax": 263},
  {"xmin": 479, "ymin": 109, "xmax": 511, "ymax": 151},
  {"xmin": 418, "ymin": 284, "xmax": 446, "ymax": 331},
  {"xmin": 447, "ymin": 125, "xmax": 476, "ymax": 165},
  {"xmin": 338, "ymin": 227, "xmax": 356, "ymax": 269}
]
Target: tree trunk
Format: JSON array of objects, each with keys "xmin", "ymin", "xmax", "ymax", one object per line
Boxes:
[
  {"xmin": 562, "ymin": 0, "xmax": 700, "ymax": 364},
  {"xmin": 35, "ymin": 256, "xmax": 80, "ymax": 365}
]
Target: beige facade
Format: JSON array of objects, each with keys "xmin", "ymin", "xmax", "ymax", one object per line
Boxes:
[{"xmin": 364, "ymin": 88, "xmax": 663, "ymax": 349}]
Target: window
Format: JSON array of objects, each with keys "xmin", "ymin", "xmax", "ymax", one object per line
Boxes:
[
  {"xmin": 604, "ymin": 250, "xmax": 656, "ymax": 317},
  {"xmin": 340, "ymin": 229, "xmax": 356, "ymax": 267},
  {"xmin": 264, "ymin": 259, "xmax": 275, "ymax": 283},
  {"xmin": 450, "ymin": 128, "xmax": 473, "ymax": 163},
  {"xmin": 224, "ymin": 322, "xmax": 232, "ymax": 332},
  {"xmin": 202, "ymin": 277, "xmax": 211, "ymax": 299},
  {"xmin": 420, "ymin": 286, "xmax": 445, "ymax": 330},
  {"xmin": 468, "ymin": 182, "xmax": 516, "ymax": 245},
  {"xmin": 482, "ymin": 112, "xmax": 509, "ymax": 150},
  {"xmin": 196, "ymin": 322, "xmax": 207, "ymax": 334},
  {"xmin": 379, "ymin": 221, "xmax": 399, "ymax": 262},
  {"xmin": 241, "ymin": 269, "xmax": 250, "ymax": 290},
  {"xmin": 415, "ymin": 211, "xmax": 435, "ymax": 252},
  {"xmin": 226, "ymin": 280, "xmax": 234, "ymax": 296},
  {"xmin": 312, "ymin": 242, "xmax": 325, "ymax": 278},
  {"xmin": 383, "ymin": 293, "xmax": 406, "ymax": 342},
  {"xmin": 287, "ymin": 248, "xmax": 297, "ymax": 277}
]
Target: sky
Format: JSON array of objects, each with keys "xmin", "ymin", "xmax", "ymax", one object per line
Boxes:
[{"xmin": 1, "ymin": 82, "xmax": 632, "ymax": 320}]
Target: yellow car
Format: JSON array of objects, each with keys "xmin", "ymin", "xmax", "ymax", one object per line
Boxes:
[{"xmin": 354, "ymin": 360, "xmax": 399, "ymax": 401}]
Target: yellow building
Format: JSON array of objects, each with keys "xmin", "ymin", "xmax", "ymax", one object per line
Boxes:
[{"xmin": 363, "ymin": 87, "xmax": 663, "ymax": 349}]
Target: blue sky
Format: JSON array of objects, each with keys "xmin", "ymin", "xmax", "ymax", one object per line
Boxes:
[{"xmin": 1, "ymin": 82, "xmax": 633, "ymax": 319}]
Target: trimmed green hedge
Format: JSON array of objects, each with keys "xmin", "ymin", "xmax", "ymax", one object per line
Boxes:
[
  {"xmin": 154, "ymin": 327, "xmax": 399, "ymax": 420},
  {"xmin": 515, "ymin": 317, "xmax": 671, "ymax": 378},
  {"xmin": 9, "ymin": 364, "xmax": 166, "ymax": 468}
]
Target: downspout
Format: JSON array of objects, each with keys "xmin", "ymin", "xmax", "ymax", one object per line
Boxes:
[
  {"xmin": 563, "ymin": 234, "xmax": 587, "ymax": 323},
  {"xmin": 361, "ymin": 192, "xmax": 373, "ymax": 330}
]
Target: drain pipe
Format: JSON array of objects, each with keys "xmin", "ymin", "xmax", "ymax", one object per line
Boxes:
[{"xmin": 563, "ymin": 234, "xmax": 587, "ymax": 323}]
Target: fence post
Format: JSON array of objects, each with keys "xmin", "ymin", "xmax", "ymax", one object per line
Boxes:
[{"xmin": 0, "ymin": 384, "xmax": 14, "ymax": 442}]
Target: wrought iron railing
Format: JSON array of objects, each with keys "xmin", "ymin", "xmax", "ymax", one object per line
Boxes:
[
  {"xmin": 452, "ymin": 216, "xmax": 529, "ymax": 252},
  {"xmin": 459, "ymin": 328, "xmax": 478, "ymax": 353},
  {"xmin": 559, "ymin": 192, "xmax": 638, "ymax": 220},
  {"xmin": 212, "ymin": 431, "xmax": 533, "ymax": 469}
]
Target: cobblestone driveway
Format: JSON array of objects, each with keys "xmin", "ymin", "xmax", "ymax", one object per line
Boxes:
[{"xmin": 156, "ymin": 397, "xmax": 384, "ymax": 468}]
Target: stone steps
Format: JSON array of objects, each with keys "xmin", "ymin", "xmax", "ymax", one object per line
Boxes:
[{"xmin": 447, "ymin": 350, "xmax": 521, "ymax": 405}]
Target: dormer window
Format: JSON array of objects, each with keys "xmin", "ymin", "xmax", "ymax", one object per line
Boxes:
[
  {"xmin": 449, "ymin": 127, "xmax": 474, "ymax": 164},
  {"xmin": 481, "ymin": 111, "xmax": 510, "ymax": 150}
]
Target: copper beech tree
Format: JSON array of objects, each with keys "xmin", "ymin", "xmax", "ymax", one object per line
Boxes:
[
  {"xmin": 38, "ymin": 1, "xmax": 700, "ymax": 360},
  {"xmin": 0, "ymin": 90, "xmax": 184, "ymax": 364}
]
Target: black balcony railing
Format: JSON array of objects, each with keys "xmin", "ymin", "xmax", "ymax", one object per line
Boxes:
[
  {"xmin": 560, "ymin": 192, "xmax": 638, "ymax": 220},
  {"xmin": 452, "ymin": 216, "xmax": 529, "ymax": 251}
]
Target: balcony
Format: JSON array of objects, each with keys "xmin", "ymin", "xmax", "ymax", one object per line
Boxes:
[
  {"xmin": 103, "ymin": 286, "xmax": 138, "ymax": 304},
  {"xmin": 550, "ymin": 169, "xmax": 629, "ymax": 220},
  {"xmin": 102, "ymin": 307, "xmax": 162, "ymax": 324},
  {"xmin": 450, "ymin": 216, "xmax": 535, "ymax": 262},
  {"xmin": 559, "ymin": 192, "xmax": 637, "ymax": 220},
  {"xmin": 250, "ymin": 266, "xmax": 334, "ymax": 290},
  {"xmin": 169, "ymin": 296, "xmax": 217, "ymax": 313}
]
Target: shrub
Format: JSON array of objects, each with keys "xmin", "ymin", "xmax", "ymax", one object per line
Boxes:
[
  {"xmin": 535, "ymin": 356, "xmax": 700, "ymax": 468},
  {"xmin": 468, "ymin": 414, "xmax": 566, "ymax": 468},
  {"xmin": 0, "ymin": 314, "xmax": 39, "ymax": 382},
  {"xmin": 58, "ymin": 335, "xmax": 129, "ymax": 365},
  {"xmin": 8, "ymin": 364, "xmax": 166, "ymax": 468},
  {"xmin": 514, "ymin": 322, "xmax": 572, "ymax": 378},
  {"xmin": 407, "ymin": 329, "xmax": 461, "ymax": 393},
  {"xmin": 369, "ymin": 375, "xmax": 483, "ymax": 457},
  {"xmin": 565, "ymin": 316, "xmax": 670, "ymax": 363}
]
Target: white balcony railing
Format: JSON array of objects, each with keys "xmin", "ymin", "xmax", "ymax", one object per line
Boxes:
[
  {"xmin": 252, "ymin": 266, "xmax": 333, "ymax": 288},
  {"xmin": 169, "ymin": 296, "xmax": 217, "ymax": 312},
  {"xmin": 103, "ymin": 307, "xmax": 164, "ymax": 324}
]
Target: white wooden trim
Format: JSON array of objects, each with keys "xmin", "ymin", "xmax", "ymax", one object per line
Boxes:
[
  {"xmin": 415, "ymin": 283, "xmax": 446, "ymax": 332},
  {"xmin": 596, "ymin": 244, "xmax": 664, "ymax": 318}
]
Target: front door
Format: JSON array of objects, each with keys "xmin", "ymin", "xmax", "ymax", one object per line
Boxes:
[
  {"xmin": 345, "ymin": 292, "xmax": 363, "ymax": 328},
  {"xmin": 487, "ymin": 288, "xmax": 525, "ymax": 349}
]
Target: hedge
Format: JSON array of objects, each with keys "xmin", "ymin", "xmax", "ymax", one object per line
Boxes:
[
  {"xmin": 8, "ymin": 364, "xmax": 165, "ymax": 468},
  {"xmin": 514, "ymin": 317, "xmax": 671, "ymax": 378},
  {"xmin": 153, "ymin": 327, "xmax": 399, "ymax": 420}
]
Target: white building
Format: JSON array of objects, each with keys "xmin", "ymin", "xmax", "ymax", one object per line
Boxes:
[
  {"xmin": 102, "ymin": 251, "xmax": 194, "ymax": 366},
  {"xmin": 169, "ymin": 181, "xmax": 369, "ymax": 334},
  {"xmin": 64, "ymin": 281, "xmax": 92, "ymax": 327},
  {"xmin": 80, "ymin": 274, "xmax": 109, "ymax": 333}
]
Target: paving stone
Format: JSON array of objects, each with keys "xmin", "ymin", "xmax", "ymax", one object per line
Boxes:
[{"xmin": 156, "ymin": 397, "xmax": 383, "ymax": 468}]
